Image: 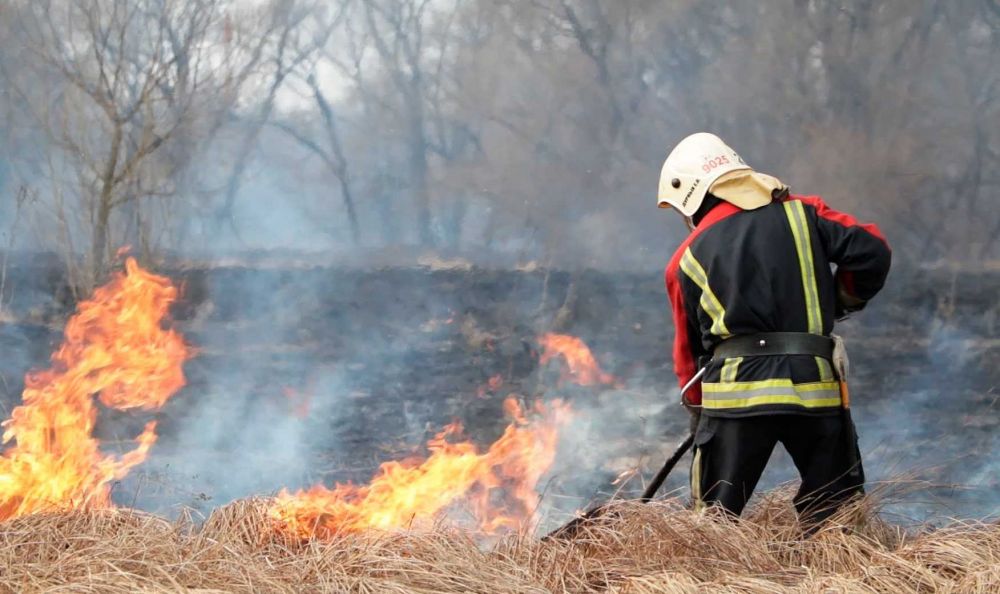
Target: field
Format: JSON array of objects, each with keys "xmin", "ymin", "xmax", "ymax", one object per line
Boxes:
[
  {"xmin": 0, "ymin": 261, "xmax": 998, "ymax": 592},
  {"xmin": 2, "ymin": 493, "xmax": 999, "ymax": 593}
]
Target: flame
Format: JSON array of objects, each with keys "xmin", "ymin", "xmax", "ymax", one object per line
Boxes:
[
  {"xmin": 0, "ymin": 258, "xmax": 190, "ymax": 520},
  {"xmin": 538, "ymin": 333, "xmax": 618, "ymax": 386},
  {"xmin": 269, "ymin": 397, "xmax": 571, "ymax": 537}
]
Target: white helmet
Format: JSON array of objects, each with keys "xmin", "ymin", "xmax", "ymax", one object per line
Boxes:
[{"xmin": 657, "ymin": 132, "xmax": 784, "ymax": 216}]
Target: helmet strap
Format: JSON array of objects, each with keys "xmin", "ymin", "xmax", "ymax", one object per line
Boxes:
[{"xmin": 684, "ymin": 216, "xmax": 695, "ymax": 233}]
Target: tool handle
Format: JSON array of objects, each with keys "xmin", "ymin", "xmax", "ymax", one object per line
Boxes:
[
  {"xmin": 679, "ymin": 367, "xmax": 706, "ymax": 405},
  {"xmin": 839, "ymin": 379, "xmax": 851, "ymax": 409},
  {"xmin": 640, "ymin": 433, "xmax": 695, "ymax": 502}
]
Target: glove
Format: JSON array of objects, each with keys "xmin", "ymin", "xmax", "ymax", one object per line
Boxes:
[
  {"xmin": 685, "ymin": 404, "xmax": 701, "ymax": 435},
  {"xmin": 835, "ymin": 278, "xmax": 866, "ymax": 320},
  {"xmin": 831, "ymin": 333, "xmax": 849, "ymax": 380}
]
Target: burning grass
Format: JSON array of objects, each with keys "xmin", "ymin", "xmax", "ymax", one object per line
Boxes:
[
  {"xmin": 3, "ymin": 260, "xmax": 998, "ymax": 591},
  {"xmin": 2, "ymin": 491, "xmax": 998, "ymax": 593},
  {"xmin": 0, "ymin": 257, "xmax": 191, "ymax": 519},
  {"xmin": 270, "ymin": 397, "xmax": 572, "ymax": 538}
]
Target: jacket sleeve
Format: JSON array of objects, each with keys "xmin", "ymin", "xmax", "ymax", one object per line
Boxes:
[
  {"xmin": 798, "ymin": 195, "xmax": 892, "ymax": 314},
  {"xmin": 665, "ymin": 258, "xmax": 708, "ymax": 405}
]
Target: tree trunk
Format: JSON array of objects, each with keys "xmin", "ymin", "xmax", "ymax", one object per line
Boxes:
[
  {"xmin": 407, "ymin": 93, "xmax": 433, "ymax": 246},
  {"xmin": 310, "ymin": 76, "xmax": 362, "ymax": 245},
  {"xmin": 92, "ymin": 125, "xmax": 123, "ymax": 286},
  {"xmin": 337, "ymin": 172, "xmax": 361, "ymax": 245},
  {"xmin": 91, "ymin": 194, "xmax": 112, "ymax": 287}
]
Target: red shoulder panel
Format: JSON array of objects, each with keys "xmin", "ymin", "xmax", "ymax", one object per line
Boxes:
[{"xmin": 792, "ymin": 194, "xmax": 890, "ymax": 247}]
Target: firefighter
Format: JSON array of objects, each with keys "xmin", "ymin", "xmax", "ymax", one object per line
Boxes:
[{"xmin": 657, "ymin": 132, "xmax": 891, "ymax": 527}]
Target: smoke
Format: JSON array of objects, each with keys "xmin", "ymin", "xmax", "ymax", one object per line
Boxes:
[
  {"xmin": 852, "ymin": 316, "xmax": 1000, "ymax": 522},
  {"xmin": 0, "ymin": 252, "xmax": 995, "ymax": 526},
  {"xmin": 103, "ymin": 259, "xmax": 999, "ymax": 525},
  {"xmin": 115, "ymin": 265, "xmax": 477, "ymax": 516},
  {"xmin": 127, "ymin": 363, "xmax": 349, "ymax": 511}
]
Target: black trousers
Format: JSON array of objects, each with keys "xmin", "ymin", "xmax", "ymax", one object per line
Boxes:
[{"xmin": 691, "ymin": 413, "xmax": 864, "ymax": 525}]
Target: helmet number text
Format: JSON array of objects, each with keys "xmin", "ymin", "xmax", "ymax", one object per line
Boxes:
[{"xmin": 702, "ymin": 154, "xmax": 732, "ymax": 173}]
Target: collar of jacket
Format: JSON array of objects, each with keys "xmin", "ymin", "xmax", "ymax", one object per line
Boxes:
[{"xmin": 694, "ymin": 200, "xmax": 743, "ymax": 233}]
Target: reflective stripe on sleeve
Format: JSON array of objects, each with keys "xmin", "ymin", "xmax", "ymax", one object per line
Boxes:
[
  {"xmin": 679, "ymin": 247, "xmax": 730, "ymax": 337},
  {"xmin": 701, "ymin": 379, "xmax": 841, "ymax": 410}
]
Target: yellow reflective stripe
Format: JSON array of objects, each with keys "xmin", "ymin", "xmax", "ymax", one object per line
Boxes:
[
  {"xmin": 691, "ymin": 447, "xmax": 704, "ymax": 512},
  {"xmin": 815, "ymin": 357, "xmax": 835, "ymax": 382},
  {"xmin": 701, "ymin": 379, "xmax": 841, "ymax": 409},
  {"xmin": 784, "ymin": 201, "xmax": 830, "ymax": 381},
  {"xmin": 679, "ymin": 247, "xmax": 730, "ymax": 337},
  {"xmin": 702, "ymin": 395, "xmax": 843, "ymax": 409},
  {"xmin": 783, "ymin": 201, "xmax": 822, "ymax": 334},
  {"xmin": 720, "ymin": 357, "xmax": 742, "ymax": 383},
  {"xmin": 703, "ymin": 379, "xmax": 839, "ymax": 392}
]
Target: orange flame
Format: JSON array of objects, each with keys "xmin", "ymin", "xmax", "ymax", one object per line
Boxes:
[
  {"xmin": 269, "ymin": 397, "xmax": 571, "ymax": 537},
  {"xmin": 538, "ymin": 333, "xmax": 618, "ymax": 387},
  {"xmin": 0, "ymin": 258, "xmax": 190, "ymax": 520}
]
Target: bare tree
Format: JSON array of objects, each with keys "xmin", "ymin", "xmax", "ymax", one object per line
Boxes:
[
  {"xmin": 12, "ymin": 0, "xmax": 269, "ymax": 288},
  {"xmin": 350, "ymin": 0, "xmax": 470, "ymax": 247},
  {"xmin": 2, "ymin": 0, "xmax": 997, "ymax": 269},
  {"xmin": 261, "ymin": 2, "xmax": 366, "ymax": 245},
  {"xmin": 216, "ymin": 0, "xmax": 332, "ymax": 237},
  {"xmin": 271, "ymin": 0, "xmax": 470, "ymax": 248},
  {"xmin": 272, "ymin": 69, "xmax": 362, "ymax": 244}
]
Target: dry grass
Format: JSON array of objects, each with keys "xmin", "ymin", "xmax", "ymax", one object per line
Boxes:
[{"xmin": 1, "ymin": 490, "xmax": 997, "ymax": 593}]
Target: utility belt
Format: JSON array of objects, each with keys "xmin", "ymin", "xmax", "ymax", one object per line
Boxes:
[
  {"xmin": 712, "ymin": 332, "xmax": 834, "ymax": 362},
  {"xmin": 691, "ymin": 332, "xmax": 849, "ymax": 413}
]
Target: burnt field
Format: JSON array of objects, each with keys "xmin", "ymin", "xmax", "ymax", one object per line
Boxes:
[{"xmin": 1, "ymin": 260, "xmax": 998, "ymax": 525}]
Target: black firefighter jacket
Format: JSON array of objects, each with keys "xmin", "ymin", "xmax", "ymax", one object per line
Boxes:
[{"xmin": 665, "ymin": 194, "xmax": 892, "ymax": 417}]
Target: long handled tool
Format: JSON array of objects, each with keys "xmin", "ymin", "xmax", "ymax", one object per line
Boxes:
[
  {"xmin": 543, "ymin": 368, "xmax": 705, "ymax": 541},
  {"xmin": 832, "ymin": 335, "xmax": 862, "ymax": 481},
  {"xmin": 639, "ymin": 433, "xmax": 695, "ymax": 503}
]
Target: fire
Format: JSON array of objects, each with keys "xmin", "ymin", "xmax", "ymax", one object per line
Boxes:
[
  {"xmin": 269, "ymin": 397, "xmax": 571, "ymax": 538},
  {"xmin": 538, "ymin": 333, "xmax": 618, "ymax": 386},
  {"xmin": 0, "ymin": 258, "xmax": 190, "ymax": 520}
]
